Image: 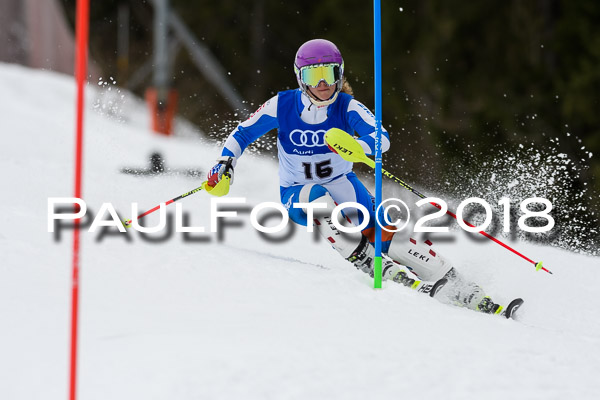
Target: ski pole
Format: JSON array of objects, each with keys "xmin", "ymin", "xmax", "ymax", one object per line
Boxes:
[
  {"xmin": 122, "ymin": 184, "xmax": 205, "ymax": 227},
  {"xmin": 122, "ymin": 173, "xmax": 232, "ymax": 227},
  {"xmin": 325, "ymin": 128, "xmax": 552, "ymax": 274}
]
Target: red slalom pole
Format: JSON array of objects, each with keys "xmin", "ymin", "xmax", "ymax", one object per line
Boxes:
[{"xmin": 70, "ymin": 1, "xmax": 89, "ymax": 399}]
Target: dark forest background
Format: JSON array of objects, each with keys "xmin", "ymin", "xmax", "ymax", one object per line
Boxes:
[{"xmin": 61, "ymin": 0, "xmax": 599, "ymax": 250}]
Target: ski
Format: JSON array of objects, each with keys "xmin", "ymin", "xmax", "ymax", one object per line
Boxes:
[
  {"xmin": 500, "ymin": 298, "xmax": 524, "ymax": 319},
  {"xmin": 411, "ymin": 277, "xmax": 448, "ymax": 298}
]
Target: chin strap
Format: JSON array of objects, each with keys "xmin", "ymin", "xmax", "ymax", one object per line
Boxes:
[{"xmin": 306, "ymin": 90, "xmax": 339, "ymax": 107}]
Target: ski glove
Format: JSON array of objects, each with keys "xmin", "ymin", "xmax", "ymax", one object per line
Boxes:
[{"xmin": 207, "ymin": 156, "xmax": 235, "ymax": 187}]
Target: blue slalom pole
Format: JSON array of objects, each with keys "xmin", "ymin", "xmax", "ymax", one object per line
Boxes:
[{"xmin": 373, "ymin": 0, "xmax": 383, "ymax": 288}]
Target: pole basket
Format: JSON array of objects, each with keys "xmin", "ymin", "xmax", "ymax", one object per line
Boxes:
[{"xmin": 145, "ymin": 87, "xmax": 178, "ymax": 135}]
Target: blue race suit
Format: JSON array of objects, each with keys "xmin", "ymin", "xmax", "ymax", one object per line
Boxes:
[{"xmin": 220, "ymin": 89, "xmax": 393, "ymax": 250}]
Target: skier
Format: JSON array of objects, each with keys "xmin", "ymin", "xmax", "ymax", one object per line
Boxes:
[{"xmin": 205, "ymin": 39, "xmax": 504, "ymax": 315}]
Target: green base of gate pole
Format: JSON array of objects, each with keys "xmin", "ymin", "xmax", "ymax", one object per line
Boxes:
[{"xmin": 374, "ymin": 256, "xmax": 382, "ymax": 288}]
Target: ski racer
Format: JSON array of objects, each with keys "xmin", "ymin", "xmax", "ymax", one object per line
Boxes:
[{"xmin": 205, "ymin": 39, "xmax": 504, "ymax": 315}]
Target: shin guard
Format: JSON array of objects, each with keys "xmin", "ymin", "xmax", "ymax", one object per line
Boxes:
[{"xmin": 386, "ymin": 235, "xmax": 453, "ymax": 282}]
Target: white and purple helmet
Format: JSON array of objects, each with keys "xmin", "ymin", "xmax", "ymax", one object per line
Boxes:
[{"xmin": 294, "ymin": 39, "xmax": 345, "ymax": 106}]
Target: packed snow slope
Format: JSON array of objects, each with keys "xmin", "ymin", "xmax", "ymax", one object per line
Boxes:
[{"xmin": 1, "ymin": 63, "xmax": 599, "ymax": 400}]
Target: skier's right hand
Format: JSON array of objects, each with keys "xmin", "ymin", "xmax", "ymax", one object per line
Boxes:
[{"xmin": 206, "ymin": 156, "xmax": 235, "ymax": 187}]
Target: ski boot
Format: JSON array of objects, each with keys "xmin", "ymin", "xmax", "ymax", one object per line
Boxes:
[
  {"xmin": 347, "ymin": 236, "xmax": 374, "ymax": 275},
  {"xmin": 383, "ymin": 260, "xmax": 415, "ymax": 287},
  {"xmin": 347, "ymin": 237, "xmax": 415, "ymax": 286},
  {"xmin": 476, "ymin": 296, "xmax": 504, "ymax": 315},
  {"xmin": 347, "ymin": 237, "xmax": 447, "ymax": 297}
]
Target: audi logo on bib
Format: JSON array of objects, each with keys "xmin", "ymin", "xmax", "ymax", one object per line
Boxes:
[{"xmin": 289, "ymin": 129, "xmax": 327, "ymax": 147}]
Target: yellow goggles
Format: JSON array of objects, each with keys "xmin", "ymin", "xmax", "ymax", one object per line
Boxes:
[{"xmin": 299, "ymin": 63, "xmax": 341, "ymax": 87}]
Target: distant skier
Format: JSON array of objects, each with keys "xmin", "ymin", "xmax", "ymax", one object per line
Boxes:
[{"xmin": 206, "ymin": 39, "xmax": 504, "ymax": 315}]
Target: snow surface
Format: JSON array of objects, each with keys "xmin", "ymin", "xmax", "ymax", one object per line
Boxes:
[{"xmin": 1, "ymin": 63, "xmax": 599, "ymax": 400}]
